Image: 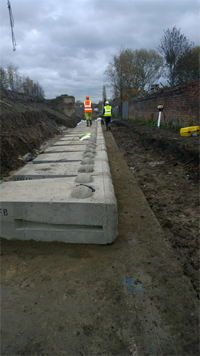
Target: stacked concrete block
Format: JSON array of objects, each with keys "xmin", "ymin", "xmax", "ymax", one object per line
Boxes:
[
  {"xmin": 0, "ymin": 121, "xmax": 118, "ymax": 244},
  {"xmin": 13, "ymin": 160, "xmax": 111, "ymax": 181}
]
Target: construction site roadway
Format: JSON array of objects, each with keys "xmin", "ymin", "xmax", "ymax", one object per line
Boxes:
[{"xmin": 1, "ymin": 121, "xmax": 199, "ymax": 356}]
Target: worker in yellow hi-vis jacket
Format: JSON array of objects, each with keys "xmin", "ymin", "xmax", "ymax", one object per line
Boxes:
[{"xmin": 103, "ymin": 100, "xmax": 112, "ymax": 131}]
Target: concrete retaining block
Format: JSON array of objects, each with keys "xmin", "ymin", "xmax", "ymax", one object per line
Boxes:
[
  {"xmin": 14, "ymin": 161, "xmax": 111, "ymax": 181},
  {"xmin": 0, "ymin": 120, "xmax": 118, "ymax": 244},
  {"xmin": 32, "ymin": 151, "xmax": 108, "ymax": 164},
  {"xmin": 45, "ymin": 145, "xmax": 87, "ymax": 153},
  {"xmin": 53, "ymin": 140, "xmax": 89, "ymax": 146},
  {"xmin": 52, "ymin": 138, "xmax": 105, "ymax": 146},
  {"xmin": 32, "ymin": 152, "xmax": 84, "ymax": 163},
  {"xmin": 44, "ymin": 144, "xmax": 106, "ymax": 153},
  {"xmin": 0, "ymin": 176, "xmax": 118, "ymax": 244}
]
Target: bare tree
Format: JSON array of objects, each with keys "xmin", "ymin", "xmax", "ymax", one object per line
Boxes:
[
  {"xmin": 105, "ymin": 47, "xmax": 137, "ymax": 105},
  {"xmin": 0, "ymin": 67, "xmax": 9, "ymax": 89},
  {"xmin": 157, "ymin": 26, "xmax": 194, "ymax": 86},
  {"xmin": 15, "ymin": 71, "xmax": 23, "ymax": 93},
  {"xmin": 105, "ymin": 47, "xmax": 163, "ymax": 104},
  {"xmin": 175, "ymin": 46, "xmax": 200, "ymax": 84},
  {"xmin": 22, "ymin": 76, "xmax": 33, "ymax": 95},
  {"xmin": 2, "ymin": 63, "xmax": 45, "ymax": 98},
  {"xmin": 36, "ymin": 82, "xmax": 45, "ymax": 98},
  {"xmin": 7, "ymin": 63, "xmax": 18, "ymax": 90},
  {"xmin": 131, "ymin": 49, "xmax": 163, "ymax": 92}
]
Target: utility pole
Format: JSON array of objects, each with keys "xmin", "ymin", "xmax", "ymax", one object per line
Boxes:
[{"xmin": 102, "ymin": 85, "xmax": 107, "ymax": 105}]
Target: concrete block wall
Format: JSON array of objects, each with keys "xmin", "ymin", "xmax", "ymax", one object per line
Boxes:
[
  {"xmin": 129, "ymin": 79, "xmax": 200, "ymax": 126},
  {"xmin": 0, "ymin": 121, "xmax": 118, "ymax": 244},
  {"xmin": 47, "ymin": 94, "xmax": 76, "ymax": 122}
]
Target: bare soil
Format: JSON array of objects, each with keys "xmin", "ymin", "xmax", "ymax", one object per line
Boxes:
[
  {"xmin": 110, "ymin": 120, "xmax": 199, "ymax": 298},
  {"xmin": 0, "ymin": 89, "xmax": 79, "ymax": 177}
]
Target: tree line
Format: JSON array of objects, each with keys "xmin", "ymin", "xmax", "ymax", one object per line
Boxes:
[
  {"xmin": 0, "ymin": 63, "xmax": 45, "ymax": 98},
  {"xmin": 105, "ymin": 27, "xmax": 200, "ymax": 103}
]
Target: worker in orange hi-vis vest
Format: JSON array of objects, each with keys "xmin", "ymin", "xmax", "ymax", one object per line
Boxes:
[{"xmin": 83, "ymin": 95, "xmax": 92, "ymax": 127}]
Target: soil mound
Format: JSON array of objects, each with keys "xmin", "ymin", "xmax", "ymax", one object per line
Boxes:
[{"xmin": 0, "ymin": 89, "xmax": 79, "ymax": 176}]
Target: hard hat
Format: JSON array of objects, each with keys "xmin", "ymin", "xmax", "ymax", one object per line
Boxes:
[
  {"xmin": 86, "ymin": 95, "xmax": 89, "ymax": 99},
  {"xmin": 105, "ymin": 100, "xmax": 109, "ymax": 105}
]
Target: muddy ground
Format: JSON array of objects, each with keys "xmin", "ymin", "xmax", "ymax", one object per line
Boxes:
[
  {"xmin": 1, "ymin": 111, "xmax": 200, "ymax": 355},
  {"xmin": 110, "ymin": 120, "xmax": 199, "ymax": 298}
]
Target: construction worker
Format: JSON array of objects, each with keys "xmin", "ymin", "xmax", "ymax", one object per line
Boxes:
[
  {"xmin": 83, "ymin": 95, "xmax": 92, "ymax": 127},
  {"xmin": 103, "ymin": 100, "xmax": 112, "ymax": 131}
]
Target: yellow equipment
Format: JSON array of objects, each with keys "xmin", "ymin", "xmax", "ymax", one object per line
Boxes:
[{"xmin": 180, "ymin": 126, "xmax": 199, "ymax": 137}]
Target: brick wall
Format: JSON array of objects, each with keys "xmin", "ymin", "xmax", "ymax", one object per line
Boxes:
[{"xmin": 129, "ymin": 79, "xmax": 200, "ymax": 126}]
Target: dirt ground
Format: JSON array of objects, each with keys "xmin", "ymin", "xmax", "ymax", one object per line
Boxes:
[
  {"xmin": 1, "ymin": 119, "xmax": 199, "ymax": 355},
  {"xmin": 110, "ymin": 120, "xmax": 199, "ymax": 298}
]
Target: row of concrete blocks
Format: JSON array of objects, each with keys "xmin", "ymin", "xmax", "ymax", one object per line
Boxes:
[{"xmin": 0, "ymin": 121, "xmax": 118, "ymax": 244}]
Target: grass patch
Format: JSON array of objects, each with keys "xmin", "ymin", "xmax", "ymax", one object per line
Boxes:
[
  {"xmin": 160, "ymin": 122, "xmax": 180, "ymax": 132},
  {"xmin": 128, "ymin": 117, "xmax": 143, "ymax": 124},
  {"xmin": 121, "ymin": 114, "xmax": 181, "ymax": 132},
  {"xmin": 146, "ymin": 118, "xmax": 155, "ymax": 127}
]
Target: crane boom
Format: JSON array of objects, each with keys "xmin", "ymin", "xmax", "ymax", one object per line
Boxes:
[{"xmin": 7, "ymin": 0, "xmax": 17, "ymax": 51}]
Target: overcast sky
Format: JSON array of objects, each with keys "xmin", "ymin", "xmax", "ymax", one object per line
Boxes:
[{"xmin": 0, "ymin": 0, "xmax": 199, "ymax": 102}]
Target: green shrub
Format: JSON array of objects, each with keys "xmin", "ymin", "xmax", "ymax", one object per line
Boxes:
[
  {"xmin": 129, "ymin": 117, "xmax": 143, "ymax": 124},
  {"xmin": 146, "ymin": 118, "xmax": 155, "ymax": 127}
]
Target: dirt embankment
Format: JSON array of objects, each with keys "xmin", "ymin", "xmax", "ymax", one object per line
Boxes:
[
  {"xmin": 111, "ymin": 120, "xmax": 200, "ymax": 298},
  {"xmin": 0, "ymin": 89, "xmax": 79, "ymax": 177}
]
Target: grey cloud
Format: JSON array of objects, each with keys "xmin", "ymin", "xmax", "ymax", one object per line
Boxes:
[{"xmin": 0, "ymin": 0, "xmax": 199, "ymax": 102}]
